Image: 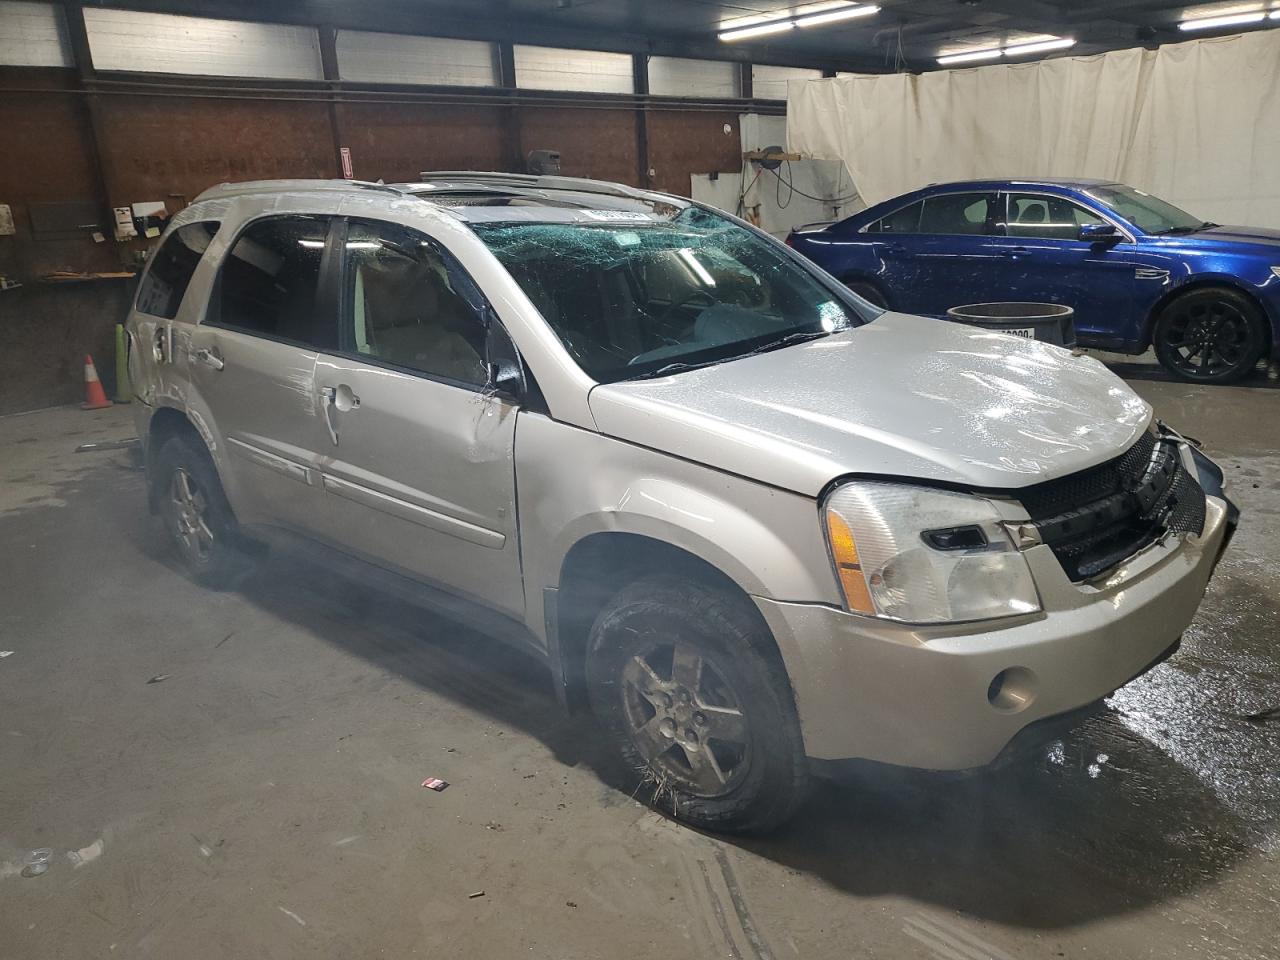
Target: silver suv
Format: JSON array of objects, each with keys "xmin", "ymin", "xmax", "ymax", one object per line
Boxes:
[{"xmin": 127, "ymin": 173, "xmax": 1237, "ymax": 833}]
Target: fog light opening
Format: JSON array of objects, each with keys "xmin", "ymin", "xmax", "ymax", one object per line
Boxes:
[{"xmin": 988, "ymin": 667, "xmax": 1037, "ymax": 713}]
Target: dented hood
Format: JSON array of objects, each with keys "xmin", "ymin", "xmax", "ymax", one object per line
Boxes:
[{"xmin": 588, "ymin": 312, "xmax": 1152, "ymax": 497}]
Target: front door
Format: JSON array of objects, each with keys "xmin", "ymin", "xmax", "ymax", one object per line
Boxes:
[
  {"xmin": 186, "ymin": 214, "xmax": 338, "ymax": 531},
  {"xmin": 990, "ymin": 192, "xmax": 1137, "ymax": 343},
  {"xmin": 310, "ymin": 218, "xmax": 524, "ymax": 617}
]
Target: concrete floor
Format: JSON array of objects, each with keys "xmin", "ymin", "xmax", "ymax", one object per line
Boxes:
[{"xmin": 2, "ymin": 366, "xmax": 1278, "ymax": 959}]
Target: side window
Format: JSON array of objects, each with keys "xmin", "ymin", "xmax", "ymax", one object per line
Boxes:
[
  {"xmin": 216, "ymin": 215, "xmax": 335, "ymax": 349},
  {"xmin": 917, "ymin": 193, "xmax": 995, "ymax": 236},
  {"xmin": 343, "ymin": 220, "xmax": 489, "ymax": 387},
  {"xmin": 867, "ymin": 200, "xmax": 923, "ymax": 234},
  {"xmin": 135, "ymin": 221, "xmax": 219, "ymax": 319},
  {"xmin": 1006, "ymin": 193, "xmax": 1104, "ymax": 240}
]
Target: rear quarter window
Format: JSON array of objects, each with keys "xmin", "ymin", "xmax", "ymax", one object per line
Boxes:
[{"xmin": 135, "ymin": 221, "xmax": 219, "ymax": 319}]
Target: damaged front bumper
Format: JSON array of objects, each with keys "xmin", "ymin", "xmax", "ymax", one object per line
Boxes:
[{"xmin": 755, "ymin": 470, "xmax": 1236, "ymax": 771}]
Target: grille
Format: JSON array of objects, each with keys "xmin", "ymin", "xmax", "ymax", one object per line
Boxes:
[{"xmin": 1017, "ymin": 431, "xmax": 1206, "ymax": 581}]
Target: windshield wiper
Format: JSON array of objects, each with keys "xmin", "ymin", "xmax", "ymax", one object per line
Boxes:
[
  {"xmin": 627, "ymin": 359, "xmax": 721, "ymax": 381},
  {"xmin": 1156, "ymin": 221, "xmax": 1218, "ymax": 235},
  {"xmin": 744, "ymin": 329, "xmax": 831, "ymax": 356},
  {"xmin": 626, "ymin": 331, "xmax": 830, "ymax": 381}
]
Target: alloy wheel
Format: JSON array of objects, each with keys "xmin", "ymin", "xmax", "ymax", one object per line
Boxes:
[
  {"xmin": 620, "ymin": 643, "xmax": 750, "ymax": 797},
  {"xmin": 1161, "ymin": 298, "xmax": 1255, "ymax": 379},
  {"xmin": 168, "ymin": 467, "xmax": 214, "ymax": 563}
]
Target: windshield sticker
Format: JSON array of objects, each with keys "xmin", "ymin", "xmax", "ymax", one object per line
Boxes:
[
  {"xmin": 614, "ymin": 231, "xmax": 642, "ymax": 247},
  {"xmin": 582, "ymin": 210, "xmax": 652, "ymax": 222}
]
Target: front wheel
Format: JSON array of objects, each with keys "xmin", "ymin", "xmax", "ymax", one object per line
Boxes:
[
  {"xmin": 586, "ymin": 575, "xmax": 809, "ymax": 834},
  {"xmin": 1152, "ymin": 288, "xmax": 1267, "ymax": 384}
]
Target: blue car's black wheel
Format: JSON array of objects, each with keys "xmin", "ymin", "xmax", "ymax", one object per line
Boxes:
[
  {"xmin": 1153, "ymin": 287, "xmax": 1267, "ymax": 384},
  {"xmin": 844, "ymin": 280, "xmax": 889, "ymax": 310}
]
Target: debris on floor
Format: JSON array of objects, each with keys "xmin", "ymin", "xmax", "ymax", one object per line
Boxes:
[
  {"xmin": 20, "ymin": 848, "xmax": 53, "ymax": 879},
  {"xmin": 468, "ymin": 890, "xmax": 485, "ymax": 899},
  {"xmin": 147, "ymin": 674, "xmax": 170, "ymax": 684},
  {"xmin": 0, "ymin": 651, "xmax": 13, "ymax": 659},
  {"xmin": 421, "ymin": 777, "xmax": 449, "ymax": 791},
  {"xmin": 67, "ymin": 839, "xmax": 104, "ymax": 868},
  {"xmin": 74, "ymin": 438, "xmax": 139, "ymax": 453}
]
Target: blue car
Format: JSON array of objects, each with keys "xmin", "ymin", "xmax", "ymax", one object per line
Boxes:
[{"xmin": 787, "ymin": 179, "xmax": 1280, "ymax": 383}]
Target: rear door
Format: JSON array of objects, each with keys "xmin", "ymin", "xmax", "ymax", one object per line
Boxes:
[
  {"xmin": 185, "ymin": 214, "xmax": 338, "ymax": 531},
  {"xmin": 863, "ymin": 192, "xmax": 1002, "ymax": 314},
  {"xmin": 990, "ymin": 191, "xmax": 1137, "ymax": 340},
  {"xmin": 309, "ymin": 218, "xmax": 524, "ymax": 616}
]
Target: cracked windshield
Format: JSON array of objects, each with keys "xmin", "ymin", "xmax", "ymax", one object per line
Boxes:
[{"xmin": 474, "ymin": 209, "xmax": 862, "ymax": 381}]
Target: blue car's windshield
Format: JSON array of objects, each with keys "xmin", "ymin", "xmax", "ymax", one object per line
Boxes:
[
  {"xmin": 1085, "ymin": 184, "xmax": 1210, "ymax": 235},
  {"xmin": 472, "ymin": 207, "xmax": 867, "ymax": 382}
]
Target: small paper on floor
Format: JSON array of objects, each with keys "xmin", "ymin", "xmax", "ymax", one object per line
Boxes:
[
  {"xmin": 468, "ymin": 890, "xmax": 485, "ymax": 899},
  {"xmin": 421, "ymin": 777, "xmax": 449, "ymax": 791}
]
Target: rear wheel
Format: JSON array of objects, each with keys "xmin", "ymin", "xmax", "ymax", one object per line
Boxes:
[
  {"xmin": 154, "ymin": 435, "xmax": 244, "ymax": 588},
  {"xmin": 1152, "ymin": 287, "xmax": 1267, "ymax": 384},
  {"xmin": 845, "ymin": 280, "xmax": 889, "ymax": 309},
  {"xmin": 586, "ymin": 575, "xmax": 809, "ymax": 834}
]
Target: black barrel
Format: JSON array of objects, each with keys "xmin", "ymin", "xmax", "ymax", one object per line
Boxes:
[{"xmin": 945, "ymin": 302, "xmax": 1076, "ymax": 347}]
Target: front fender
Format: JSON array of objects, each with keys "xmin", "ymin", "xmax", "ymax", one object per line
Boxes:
[{"xmin": 515, "ymin": 414, "xmax": 842, "ymax": 639}]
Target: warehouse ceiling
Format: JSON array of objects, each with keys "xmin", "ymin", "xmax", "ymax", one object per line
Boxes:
[
  {"xmin": 98, "ymin": 0, "xmax": 1280, "ymax": 73},
  {"xmin": 504, "ymin": 0, "xmax": 1275, "ymax": 69}
]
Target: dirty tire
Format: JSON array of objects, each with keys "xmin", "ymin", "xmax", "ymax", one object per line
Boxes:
[
  {"xmin": 1152, "ymin": 287, "xmax": 1267, "ymax": 384},
  {"xmin": 586, "ymin": 575, "xmax": 809, "ymax": 834},
  {"xmin": 153, "ymin": 434, "xmax": 243, "ymax": 589},
  {"xmin": 845, "ymin": 280, "xmax": 889, "ymax": 310}
]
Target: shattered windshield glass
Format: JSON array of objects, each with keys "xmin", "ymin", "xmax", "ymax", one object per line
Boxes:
[{"xmin": 471, "ymin": 207, "xmax": 866, "ymax": 382}]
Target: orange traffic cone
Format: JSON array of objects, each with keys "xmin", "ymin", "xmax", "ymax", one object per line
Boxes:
[{"xmin": 82, "ymin": 354, "xmax": 112, "ymax": 410}]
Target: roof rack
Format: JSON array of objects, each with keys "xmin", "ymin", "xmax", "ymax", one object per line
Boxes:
[
  {"xmin": 193, "ymin": 179, "xmax": 405, "ymax": 204},
  {"xmin": 411, "ymin": 171, "xmax": 679, "ymax": 205}
]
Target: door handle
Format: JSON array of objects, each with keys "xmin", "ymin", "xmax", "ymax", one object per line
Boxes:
[
  {"xmin": 190, "ymin": 347, "xmax": 224, "ymax": 370},
  {"xmin": 320, "ymin": 384, "xmax": 360, "ymax": 447},
  {"xmin": 1001, "ymin": 246, "xmax": 1030, "ymax": 258}
]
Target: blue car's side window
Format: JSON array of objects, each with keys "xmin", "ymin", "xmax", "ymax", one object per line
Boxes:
[
  {"xmin": 917, "ymin": 193, "xmax": 996, "ymax": 236},
  {"xmin": 866, "ymin": 200, "xmax": 924, "ymax": 234},
  {"xmin": 1005, "ymin": 193, "xmax": 1104, "ymax": 241}
]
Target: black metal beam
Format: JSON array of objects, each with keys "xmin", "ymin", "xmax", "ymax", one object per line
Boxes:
[
  {"xmin": 317, "ymin": 24, "xmax": 346, "ymax": 178},
  {"xmin": 633, "ymin": 53, "xmax": 650, "ymax": 188},
  {"xmin": 61, "ymin": 2, "xmax": 119, "ymax": 216}
]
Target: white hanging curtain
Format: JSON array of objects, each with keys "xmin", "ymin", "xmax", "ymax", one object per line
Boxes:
[{"xmin": 787, "ymin": 30, "xmax": 1280, "ymax": 226}]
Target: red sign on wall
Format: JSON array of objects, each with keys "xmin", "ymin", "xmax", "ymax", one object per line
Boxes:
[{"xmin": 339, "ymin": 146, "xmax": 354, "ymax": 180}]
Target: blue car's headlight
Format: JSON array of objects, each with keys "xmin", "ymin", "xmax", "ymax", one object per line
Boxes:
[{"xmin": 1271, "ymin": 266, "xmax": 1280, "ymax": 280}]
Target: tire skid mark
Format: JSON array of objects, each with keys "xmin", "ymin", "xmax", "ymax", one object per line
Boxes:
[
  {"xmin": 697, "ymin": 858, "xmax": 744, "ymax": 960},
  {"xmin": 714, "ymin": 846, "xmax": 776, "ymax": 960},
  {"xmin": 903, "ymin": 912, "xmax": 1018, "ymax": 960}
]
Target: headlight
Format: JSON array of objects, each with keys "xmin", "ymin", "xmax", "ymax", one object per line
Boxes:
[
  {"xmin": 1271, "ymin": 266, "xmax": 1280, "ymax": 280},
  {"xmin": 824, "ymin": 481, "xmax": 1041, "ymax": 624}
]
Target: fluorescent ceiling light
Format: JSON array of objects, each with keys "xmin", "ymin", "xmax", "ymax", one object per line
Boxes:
[
  {"xmin": 1004, "ymin": 37, "xmax": 1076, "ymax": 55},
  {"xmin": 937, "ymin": 48, "xmax": 1003, "ymax": 65},
  {"xmin": 795, "ymin": 5, "xmax": 880, "ymax": 27},
  {"xmin": 937, "ymin": 34, "xmax": 1076, "ymax": 66},
  {"xmin": 1272, "ymin": 9, "xmax": 1280, "ymax": 18},
  {"xmin": 720, "ymin": 4, "xmax": 878, "ymax": 41},
  {"xmin": 1178, "ymin": 11, "xmax": 1267, "ymax": 30},
  {"xmin": 719, "ymin": 19, "xmax": 796, "ymax": 41}
]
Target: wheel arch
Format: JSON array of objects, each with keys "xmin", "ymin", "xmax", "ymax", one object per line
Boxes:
[
  {"xmin": 551, "ymin": 531, "xmax": 789, "ymax": 711},
  {"xmin": 145, "ymin": 404, "xmax": 221, "ymax": 513},
  {"xmin": 1141, "ymin": 275, "xmax": 1275, "ymax": 355},
  {"xmin": 838, "ymin": 272, "xmax": 891, "ymax": 308}
]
